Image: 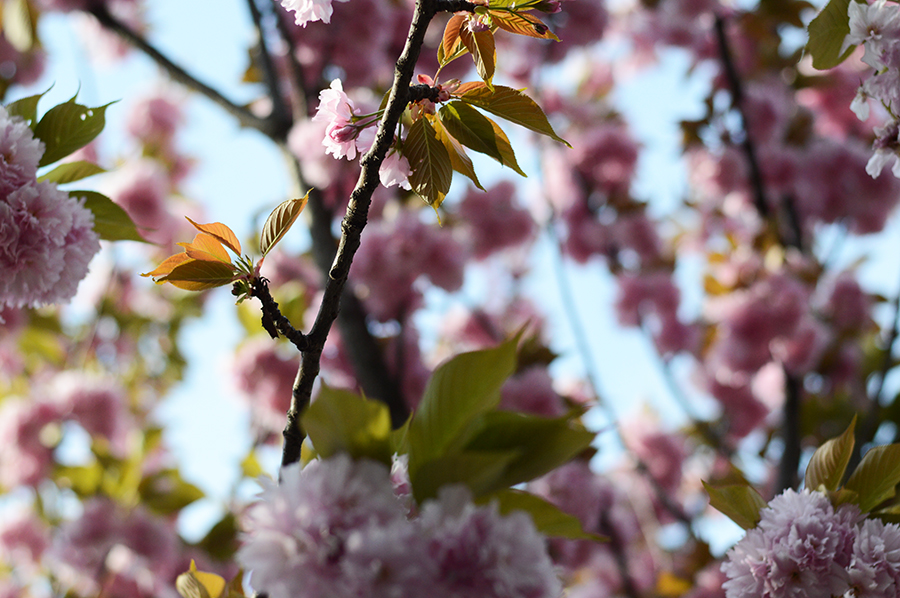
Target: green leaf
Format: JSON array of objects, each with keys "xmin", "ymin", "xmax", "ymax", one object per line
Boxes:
[
  {"xmin": 139, "ymin": 469, "xmax": 205, "ymax": 515},
  {"xmin": 805, "ymin": 416, "xmax": 856, "ymax": 492},
  {"xmin": 408, "ymin": 336, "xmax": 518, "ymax": 473},
  {"xmin": 196, "ymin": 514, "xmax": 240, "ymax": 562},
  {"xmin": 456, "ymin": 83, "xmax": 569, "ymax": 146},
  {"xmin": 438, "ymin": 102, "xmax": 526, "ymax": 176},
  {"xmin": 844, "ymin": 444, "xmax": 900, "ymax": 512},
  {"xmin": 703, "ymin": 481, "xmax": 767, "ymax": 530},
  {"xmin": 405, "ymin": 117, "xmax": 453, "ymax": 208},
  {"xmin": 156, "ymin": 259, "xmax": 239, "ymax": 291},
  {"xmin": 6, "ymin": 90, "xmax": 47, "ymax": 128},
  {"xmin": 301, "ymin": 385, "xmax": 393, "ymax": 466},
  {"xmin": 34, "ymin": 100, "xmax": 115, "ymax": 166},
  {"xmin": 410, "ymin": 450, "xmax": 519, "ymax": 503},
  {"xmin": 38, "ymin": 160, "xmax": 106, "ymax": 184},
  {"xmin": 54, "ymin": 463, "xmax": 103, "ymax": 497},
  {"xmin": 259, "ymin": 191, "xmax": 310, "ymax": 258},
  {"xmin": 805, "ymin": 0, "xmax": 858, "ymax": 70},
  {"xmin": 432, "ymin": 114, "xmax": 484, "ymax": 190},
  {"xmin": 484, "ymin": 489, "xmax": 605, "ymax": 541},
  {"xmin": 71, "ymin": 190, "xmax": 146, "ymax": 242},
  {"xmin": 462, "ymin": 410, "xmax": 595, "ymax": 490}
]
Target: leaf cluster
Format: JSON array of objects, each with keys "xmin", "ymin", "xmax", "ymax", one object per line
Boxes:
[
  {"xmin": 706, "ymin": 416, "xmax": 900, "ymax": 529},
  {"xmin": 300, "ymin": 335, "xmax": 602, "ymax": 542},
  {"xmin": 142, "ymin": 193, "xmax": 309, "ymax": 298},
  {"xmin": 6, "ymin": 90, "xmax": 145, "ymax": 242}
]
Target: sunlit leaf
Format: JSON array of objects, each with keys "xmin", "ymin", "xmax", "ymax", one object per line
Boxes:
[
  {"xmin": 805, "ymin": 416, "xmax": 856, "ymax": 492},
  {"xmin": 460, "ymin": 28, "xmax": 496, "ymax": 86},
  {"xmin": 440, "ymin": 14, "xmax": 467, "ymax": 64},
  {"xmin": 2, "ymin": 0, "xmax": 35, "ymax": 52},
  {"xmin": 484, "ymin": 489, "xmax": 605, "ymax": 540},
  {"xmin": 34, "ymin": 100, "xmax": 115, "ymax": 166},
  {"xmin": 805, "ymin": 0, "xmax": 858, "ymax": 69},
  {"xmin": 177, "ymin": 561, "xmax": 225, "ymax": 598},
  {"xmin": 703, "ymin": 481, "xmax": 767, "ymax": 530},
  {"xmin": 142, "ymin": 252, "xmax": 194, "ymax": 280},
  {"xmin": 38, "ymin": 161, "xmax": 106, "ymax": 184},
  {"xmin": 432, "ymin": 114, "xmax": 484, "ymax": 190},
  {"xmin": 845, "ymin": 444, "xmax": 900, "ymax": 512},
  {"xmin": 259, "ymin": 192, "xmax": 310, "ymax": 258},
  {"xmin": 73, "ymin": 190, "xmax": 146, "ymax": 242},
  {"xmin": 178, "ymin": 232, "xmax": 233, "ymax": 264},
  {"xmin": 154, "ymin": 259, "xmax": 239, "ymax": 291},
  {"xmin": 185, "ymin": 217, "xmax": 242, "ymax": 255},
  {"xmin": 456, "ymin": 83, "xmax": 570, "ymax": 146},
  {"xmin": 489, "ymin": 9, "xmax": 559, "ymax": 41},
  {"xmin": 405, "ymin": 116, "xmax": 453, "ymax": 208},
  {"xmin": 438, "ymin": 102, "xmax": 526, "ymax": 176}
]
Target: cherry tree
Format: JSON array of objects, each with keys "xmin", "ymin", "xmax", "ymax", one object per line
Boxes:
[{"xmin": 4, "ymin": 0, "xmax": 900, "ymax": 597}]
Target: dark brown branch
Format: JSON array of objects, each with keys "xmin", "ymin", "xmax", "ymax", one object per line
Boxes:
[
  {"xmin": 774, "ymin": 371, "xmax": 802, "ymax": 494},
  {"xmin": 281, "ymin": 0, "xmax": 445, "ymax": 467},
  {"xmin": 89, "ymin": 4, "xmax": 289, "ymax": 140},
  {"xmin": 270, "ymin": 0, "xmax": 310, "ymax": 118},
  {"xmin": 713, "ymin": 14, "xmax": 769, "ymax": 220},
  {"xmin": 249, "ymin": 278, "xmax": 309, "ymax": 350}
]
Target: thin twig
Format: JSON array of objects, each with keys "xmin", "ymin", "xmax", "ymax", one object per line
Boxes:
[
  {"xmin": 89, "ymin": 4, "xmax": 288, "ymax": 139},
  {"xmin": 269, "ymin": 0, "xmax": 310, "ymax": 117},
  {"xmin": 249, "ymin": 277, "xmax": 308, "ymax": 350},
  {"xmin": 245, "ymin": 0, "xmax": 292, "ymax": 132},
  {"xmin": 713, "ymin": 13, "xmax": 768, "ymax": 220}
]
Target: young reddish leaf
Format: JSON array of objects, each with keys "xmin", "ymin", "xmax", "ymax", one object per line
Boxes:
[
  {"xmin": 33, "ymin": 100, "xmax": 115, "ymax": 166},
  {"xmin": 142, "ymin": 253, "xmax": 194, "ymax": 280},
  {"xmin": 490, "ymin": 9, "xmax": 559, "ymax": 41},
  {"xmin": 460, "ymin": 28, "xmax": 496, "ymax": 86},
  {"xmin": 805, "ymin": 0, "xmax": 857, "ymax": 70},
  {"xmin": 405, "ymin": 117, "xmax": 453, "ymax": 208},
  {"xmin": 259, "ymin": 192, "xmax": 310, "ymax": 258},
  {"xmin": 441, "ymin": 14, "xmax": 467, "ymax": 64},
  {"xmin": 432, "ymin": 115, "xmax": 484, "ymax": 190},
  {"xmin": 154, "ymin": 260, "xmax": 239, "ymax": 291},
  {"xmin": 844, "ymin": 444, "xmax": 900, "ymax": 512},
  {"xmin": 73, "ymin": 190, "xmax": 147, "ymax": 242},
  {"xmin": 438, "ymin": 102, "xmax": 527, "ymax": 176},
  {"xmin": 38, "ymin": 160, "xmax": 105, "ymax": 184},
  {"xmin": 457, "ymin": 83, "xmax": 570, "ymax": 146},
  {"xmin": 185, "ymin": 217, "xmax": 242, "ymax": 256},
  {"xmin": 178, "ymin": 232, "xmax": 233, "ymax": 264},
  {"xmin": 703, "ymin": 481, "xmax": 767, "ymax": 530},
  {"xmin": 805, "ymin": 416, "xmax": 856, "ymax": 492}
]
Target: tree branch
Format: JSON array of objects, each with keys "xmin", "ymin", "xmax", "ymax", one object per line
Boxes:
[
  {"xmin": 245, "ymin": 0, "xmax": 292, "ymax": 133},
  {"xmin": 248, "ymin": 277, "xmax": 308, "ymax": 350},
  {"xmin": 88, "ymin": 4, "xmax": 289, "ymax": 140},
  {"xmin": 713, "ymin": 13, "xmax": 769, "ymax": 220},
  {"xmin": 281, "ymin": 0, "xmax": 453, "ymax": 466}
]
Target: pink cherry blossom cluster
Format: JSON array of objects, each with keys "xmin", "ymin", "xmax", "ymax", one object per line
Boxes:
[
  {"xmin": 0, "ymin": 106, "xmax": 101, "ymax": 309},
  {"xmin": 311, "ymin": 79, "xmax": 411, "ymax": 188},
  {"xmin": 722, "ymin": 489, "xmax": 900, "ymax": 598},
  {"xmin": 844, "ymin": 0, "xmax": 900, "ymax": 177},
  {"xmin": 281, "ymin": 0, "xmax": 349, "ymax": 28},
  {"xmin": 237, "ymin": 454, "xmax": 561, "ymax": 598}
]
